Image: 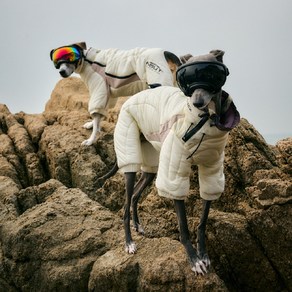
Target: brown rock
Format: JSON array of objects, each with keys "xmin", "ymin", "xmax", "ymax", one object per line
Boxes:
[
  {"xmin": 45, "ymin": 77, "xmax": 89, "ymax": 113},
  {"xmin": 1, "ymin": 184, "xmax": 121, "ymax": 291},
  {"xmin": 276, "ymin": 137, "xmax": 292, "ymax": 175},
  {"xmin": 0, "ymin": 176, "xmax": 20, "ymax": 222},
  {"xmin": 89, "ymin": 238, "xmax": 228, "ymax": 292},
  {"xmin": 208, "ymin": 210, "xmax": 282, "ymax": 291},
  {"xmin": 23, "ymin": 113, "xmax": 47, "ymax": 144},
  {"xmin": 248, "ymin": 204, "xmax": 292, "ymax": 289}
]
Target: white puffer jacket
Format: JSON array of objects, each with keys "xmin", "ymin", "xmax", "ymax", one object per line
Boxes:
[
  {"xmin": 114, "ymin": 86, "xmax": 238, "ymax": 201},
  {"xmin": 76, "ymin": 48, "xmax": 175, "ymax": 116}
]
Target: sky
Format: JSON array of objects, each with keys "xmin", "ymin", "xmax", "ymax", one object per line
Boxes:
[{"xmin": 0, "ymin": 0, "xmax": 291, "ymax": 144}]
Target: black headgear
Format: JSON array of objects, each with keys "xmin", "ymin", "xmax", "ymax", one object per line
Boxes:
[{"xmin": 176, "ymin": 61, "xmax": 229, "ymax": 96}]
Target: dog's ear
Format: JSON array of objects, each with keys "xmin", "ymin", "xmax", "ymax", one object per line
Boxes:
[
  {"xmin": 180, "ymin": 54, "xmax": 193, "ymax": 64},
  {"xmin": 50, "ymin": 49, "xmax": 54, "ymax": 60},
  {"xmin": 75, "ymin": 42, "xmax": 87, "ymax": 50},
  {"xmin": 209, "ymin": 50, "xmax": 225, "ymax": 63}
]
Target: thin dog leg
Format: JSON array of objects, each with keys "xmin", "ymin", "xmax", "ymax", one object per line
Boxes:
[
  {"xmin": 196, "ymin": 200, "xmax": 211, "ymax": 267},
  {"xmin": 81, "ymin": 114, "xmax": 101, "ymax": 146},
  {"xmin": 174, "ymin": 199, "xmax": 208, "ymax": 275},
  {"xmin": 132, "ymin": 172, "xmax": 156, "ymax": 234},
  {"xmin": 124, "ymin": 172, "xmax": 137, "ymax": 253}
]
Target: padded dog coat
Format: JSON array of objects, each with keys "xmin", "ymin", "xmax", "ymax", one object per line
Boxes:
[
  {"xmin": 79, "ymin": 47, "xmax": 175, "ymax": 116},
  {"xmin": 114, "ymin": 86, "xmax": 239, "ymax": 201}
]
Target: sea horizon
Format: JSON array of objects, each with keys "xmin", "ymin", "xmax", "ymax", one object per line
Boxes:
[{"xmin": 263, "ymin": 133, "xmax": 291, "ymax": 145}]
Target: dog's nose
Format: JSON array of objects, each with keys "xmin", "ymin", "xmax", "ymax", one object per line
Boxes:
[
  {"xmin": 59, "ymin": 70, "xmax": 68, "ymax": 78},
  {"xmin": 193, "ymin": 101, "xmax": 204, "ymax": 108}
]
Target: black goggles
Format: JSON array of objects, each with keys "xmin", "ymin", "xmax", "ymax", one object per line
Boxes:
[{"xmin": 176, "ymin": 61, "xmax": 229, "ymax": 96}]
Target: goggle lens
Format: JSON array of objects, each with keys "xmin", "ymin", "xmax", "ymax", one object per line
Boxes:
[
  {"xmin": 177, "ymin": 62, "xmax": 229, "ymax": 96},
  {"xmin": 51, "ymin": 46, "xmax": 81, "ymax": 68}
]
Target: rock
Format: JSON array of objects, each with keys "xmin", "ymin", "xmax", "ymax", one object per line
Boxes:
[
  {"xmin": 276, "ymin": 137, "xmax": 292, "ymax": 175},
  {"xmin": 207, "ymin": 210, "xmax": 282, "ymax": 292},
  {"xmin": 0, "ymin": 77, "xmax": 291, "ymax": 291},
  {"xmin": 249, "ymin": 178, "xmax": 292, "ymax": 208},
  {"xmin": 0, "ymin": 176, "xmax": 20, "ymax": 223},
  {"xmin": 89, "ymin": 238, "xmax": 228, "ymax": 292},
  {"xmin": 0, "ymin": 184, "xmax": 122, "ymax": 292},
  {"xmin": 16, "ymin": 179, "xmax": 64, "ymax": 214},
  {"xmin": 247, "ymin": 205, "xmax": 292, "ymax": 289},
  {"xmin": 5, "ymin": 113, "xmax": 46, "ymax": 186},
  {"xmin": 45, "ymin": 77, "xmax": 89, "ymax": 113},
  {"xmin": 38, "ymin": 112, "xmax": 111, "ymax": 197},
  {"xmin": 23, "ymin": 113, "xmax": 47, "ymax": 144}
]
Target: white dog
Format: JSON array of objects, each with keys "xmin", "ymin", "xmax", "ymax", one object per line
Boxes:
[
  {"xmin": 113, "ymin": 50, "xmax": 240, "ymax": 274},
  {"xmin": 50, "ymin": 42, "xmax": 182, "ymax": 146}
]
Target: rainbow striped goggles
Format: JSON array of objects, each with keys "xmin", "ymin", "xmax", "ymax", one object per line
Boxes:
[{"xmin": 50, "ymin": 46, "xmax": 82, "ymax": 69}]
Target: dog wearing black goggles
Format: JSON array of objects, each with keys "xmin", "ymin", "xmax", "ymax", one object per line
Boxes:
[
  {"xmin": 50, "ymin": 42, "xmax": 182, "ymax": 146},
  {"xmin": 98, "ymin": 49, "xmax": 240, "ymax": 275},
  {"xmin": 176, "ymin": 50, "xmax": 231, "ymax": 124}
]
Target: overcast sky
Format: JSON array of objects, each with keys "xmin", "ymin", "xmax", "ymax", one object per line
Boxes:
[{"xmin": 0, "ymin": 0, "xmax": 291, "ymax": 143}]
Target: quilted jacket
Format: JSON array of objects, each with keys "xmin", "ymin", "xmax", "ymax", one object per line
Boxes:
[
  {"xmin": 76, "ymin": 47, "xmax": 175, "ymax": 116},
  {"xmin": 114, "ymin": 86, "xmax": 239, "ymax": 201}
]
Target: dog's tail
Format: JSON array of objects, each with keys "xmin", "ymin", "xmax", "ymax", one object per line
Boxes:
[{"xmin": 95, "ymin": 160, "xmax": 119, "ymax": 188}]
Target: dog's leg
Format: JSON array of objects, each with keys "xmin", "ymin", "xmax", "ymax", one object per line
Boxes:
[
  {"xmin": 132, "ymin": 172, "xmax": 156, "ymax": 234},
  {"xmin": 174, "ymin": 199, "xmax": 208, "ymax": 275},
  {"xmin": 196, "ymin": 200, "xmax": 211, "ymax": 268},
  {"xmin": 81, "ymin": 114, "xmax": 101, "ymax": 146},
  {"xmin": 124, "ymin": 172, "xmax": 137, "ymax": 254}
]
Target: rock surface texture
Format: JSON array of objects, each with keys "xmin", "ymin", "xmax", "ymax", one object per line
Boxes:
[{"xmin": 0, "ymin": 77, "xmax": 291, "ymax": 292}]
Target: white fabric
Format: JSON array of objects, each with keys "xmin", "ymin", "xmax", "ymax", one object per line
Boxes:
[
  {"xmin": 78, "ymin": 47, "xmax": 175, "ymax": 116},
  {"xmin": 86, "ymin": 47, "xmax": 174, "ymax": 85},
  {"xmin": 77, "ymin": 64, "xmax": 109, "ymax": 116},
  {"xmin": 114, "ymin": 86, "xmax": 229, "ymax": 201}
]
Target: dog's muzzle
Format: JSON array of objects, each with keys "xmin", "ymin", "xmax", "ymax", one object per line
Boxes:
[
  {"xmin": 58, "ymin": 63, "xmax": 76, "ymax": 78},
  {"xmin": 190, "ymin": 89, "xmax": 215, "ymax": 110}
]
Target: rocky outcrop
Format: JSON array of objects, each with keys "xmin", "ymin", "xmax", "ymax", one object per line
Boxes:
[{"xmin": 0, "ymin": 77, "xmax": 291, "ymax": 291}]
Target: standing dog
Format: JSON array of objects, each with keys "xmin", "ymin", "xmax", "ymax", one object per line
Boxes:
[
  {"xmin": 50, "ymin": 42, "xmax": 182, "ymax": 145},
  {"xmin": 113, "ymin": 50, "xmax": 240, "ymax": 274}
]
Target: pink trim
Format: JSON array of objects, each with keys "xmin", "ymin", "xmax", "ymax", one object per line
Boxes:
[{"xmin": 145, "ymin": 114, "xmax": 184, "ymax": 142}]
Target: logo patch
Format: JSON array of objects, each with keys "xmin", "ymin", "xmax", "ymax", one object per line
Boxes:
[{"xmin": 146, "ymin": 61, "xmax": 162, "ymax": 73}]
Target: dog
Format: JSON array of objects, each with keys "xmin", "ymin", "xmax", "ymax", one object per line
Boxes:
[
  {"xmin": 112, "ymin": 50, "xmax": 240, "ymax": 274},
  {"xmin": 50, "ymin": 42, "xmax": 182, "ymax": 146}
]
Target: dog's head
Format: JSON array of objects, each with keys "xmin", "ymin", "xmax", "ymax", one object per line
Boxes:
[
  {"xmin": 176, "ymin": 50, "xmax": 229, "ymax": 113},
  {"xmin": 50, "ymin": 42, "xmax": 87, "ymax": 78}
]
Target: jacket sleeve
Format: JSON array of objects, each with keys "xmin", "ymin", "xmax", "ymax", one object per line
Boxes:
[
  {"xmin": 86, "ymin": 67, "xmax": 109, "ymax": 117},
  {"xmin": 198, "ymin": 152, "xmax": 225, "ymax": 201}
]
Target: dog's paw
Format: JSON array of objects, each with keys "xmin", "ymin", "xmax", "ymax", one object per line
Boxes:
[
  {"xmin": 81, "ymin": 139, "xmax": 95, "ymax": 146},
  {"xmin": 191, "ymin": 259, "xmax": 208, "ymax": 276},
  {"xmin": 133, "ymin": 224, "xmax": 145, "ymax": 235},
  {"xmin": 201, "ymin": 254, "xmax": 211, "ymax": 268},
  {"xmin": 83, "ymin": 121, "xmax": 93, "ymax": 129},
  {"xmin": 125, "ymin": 242, "xmax": 137, "ymax": 254}
]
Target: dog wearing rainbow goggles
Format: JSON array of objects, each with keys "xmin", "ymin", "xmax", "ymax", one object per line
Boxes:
[
  {"xmin": 111, "ymin": 50, "xmax": 240, "ymax": 275},
  {"xmin": 50, "ymin": 42, "xmax": 182, "ymax": 146}
]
